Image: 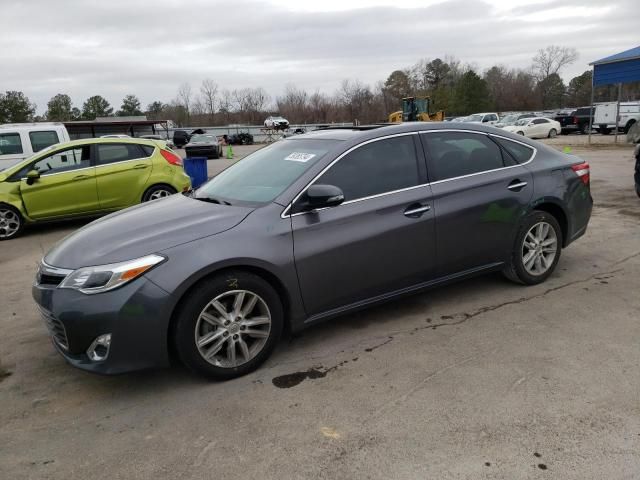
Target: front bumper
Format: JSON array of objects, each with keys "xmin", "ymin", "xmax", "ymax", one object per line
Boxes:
[{"xmin": 32, "ymin": 277, "xmax": 173, "ymax": 374}]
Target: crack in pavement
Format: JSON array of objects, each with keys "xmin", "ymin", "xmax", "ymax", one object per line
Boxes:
[{"xmin": 269, "ymin": 253, "xmax": 639, "ymax": 389}]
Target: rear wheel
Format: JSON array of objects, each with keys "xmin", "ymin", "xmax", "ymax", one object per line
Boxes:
[
  {"xmin": 174, "ymin": 271, "xmax": 283, "ymax": 380},
  {"xmin": 142, "ymin": 184, "xmax": 177, "ymax": 202},
  {"xmin": 548, "ymin": 128, "xmax": 557, "ymax": 138},
  {"xmin": 581, "ymin": 123, "xmax": 590, "ymax": 134},
  {"xmin": 0, "ymin": 205, "xmax": 24, "ymax": 240},
  {"xmin": 503, "ymin": 211, "xmax": 562, "ymax": 285},
  {"xmin": 625, "ymin": 120, "xmax": 636, "ymax": 134}
]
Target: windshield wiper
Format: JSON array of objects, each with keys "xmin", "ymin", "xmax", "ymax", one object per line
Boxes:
[{"xmin": 194, "ymin": 195, "xmax": 232, "ymax": 206}]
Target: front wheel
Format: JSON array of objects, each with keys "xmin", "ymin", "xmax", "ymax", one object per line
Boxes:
[
  {"xmin": 548, "ymin": 128, "xmax": 557, "ymax": 138},
  {"xmin": 174, "ymin": 271, "xmax": 283, "ymax": 380},
  {"xmin": 142, "ymin": 184, "xmax": 177, "ymax": 202},
  {"xmin": 503, "ymin": 211, "xmax": 562, "ymax": 285},
  {"xmin": 0, "ymin": 205, "xmax": 24, "ymax": 240}
]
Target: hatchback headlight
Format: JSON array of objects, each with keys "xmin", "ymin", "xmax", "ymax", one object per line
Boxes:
[{"xmin": 59, "ymin": 254, "xmax": 165, "ymax": 294}]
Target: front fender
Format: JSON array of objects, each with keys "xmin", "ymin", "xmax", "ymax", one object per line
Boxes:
[{"xmin": 0, "ymin": 180, "xmax": 32, "ymax": 221}]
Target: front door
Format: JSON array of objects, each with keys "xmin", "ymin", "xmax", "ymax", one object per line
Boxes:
[
  {"xmin": 20, "ymin": 144, "xmax": 99, "ymax": 219},
  {"xmin": 94, "ymin": 143, "xmax": 153, "ymax": 208},
  {"xmin": 420, "ymin": 131, "xmax": 534, "ymax": 276},
  {"xmin": 291, "ymin": 134, "xmax": 436, "ymax": 318}
]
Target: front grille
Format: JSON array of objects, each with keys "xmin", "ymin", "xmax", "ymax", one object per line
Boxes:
[
  {"xmin": 39, "ymin": 307, "xmax": 69, "ymax": 351},
  {"xmin": 38, "ymin": 273, "xmax": 66, "ymax": 286}
]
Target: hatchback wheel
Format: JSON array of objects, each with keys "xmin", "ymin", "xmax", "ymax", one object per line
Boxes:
[
  {"xmin": 0, "ymin": 206, "xmax": 24, "ymax": 240},
  {"xmin": 503, "ymin": 211, "xmax": 562, "ymax": 285},
  {"xmin": 174, "ymin": 271, "xmax": 283, "ymax": 380},
  {"xmin": 143, "ymin": 185, "xmax": 177, "ymax": 202}
]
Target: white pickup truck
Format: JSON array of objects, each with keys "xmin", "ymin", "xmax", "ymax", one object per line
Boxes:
[
  {"xmin": 594, "ymin": 101, "xmax": 640, "ymax": 135},
  {"xmin": 0, "ymin": 122, "xmax": 70, "ymax": 170}
]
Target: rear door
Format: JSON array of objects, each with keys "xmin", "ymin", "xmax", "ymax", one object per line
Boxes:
[
  {"xmin": 19, "ymin": 144, "xmax": 99, "ymax": 219},
  {"xmin": 420, "ymin": 131, "xmax": 534, "ymax": 276},
  {"xmin": 94, "ymin": 143, "xmax": 154, "ymax": 208},
  {"xmin": 291, "ymin": 134, "xmax": 436, "ymax": 317}
]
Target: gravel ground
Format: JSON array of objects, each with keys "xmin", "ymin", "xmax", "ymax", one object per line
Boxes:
[{"xmin": 0, "ymin": 144, "xmax": 638, "ymax": 480}]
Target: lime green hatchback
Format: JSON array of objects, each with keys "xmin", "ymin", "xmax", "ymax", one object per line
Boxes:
[{"xmin": 0, "ymin": 137, "xmax": 191, "ymax": 240}]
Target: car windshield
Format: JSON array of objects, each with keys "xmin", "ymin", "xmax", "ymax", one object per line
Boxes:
[
  {"xmin": 499, "ymin": 115, "xmax": 518, "ymax": 125},
  {"xmin": 195, "ymin": 139, "xmax": 335, "ymax": 204},
  {"xmin": 467, "ymin": 114, "xmax": 483, "ymax": 122},
  {"xmin": 190, "ymin": 135, "xmax": 216, "ymax": 143}
]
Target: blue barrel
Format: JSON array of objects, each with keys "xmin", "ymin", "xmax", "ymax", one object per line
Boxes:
[{"xmin": 183, "ymin": 157, "xmax": 208, "ymax": 189}]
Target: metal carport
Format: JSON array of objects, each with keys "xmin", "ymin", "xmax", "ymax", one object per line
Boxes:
[{"xmin": 588, "ymin": 45, "xmax": 640, "ymax": 143}]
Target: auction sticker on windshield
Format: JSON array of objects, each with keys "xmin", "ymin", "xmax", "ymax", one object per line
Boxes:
[{"xmin": 284, "ymin": 152, "xmax": 316, "ymax": 162}]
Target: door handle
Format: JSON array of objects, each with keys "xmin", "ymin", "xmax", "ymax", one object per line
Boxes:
[
  {"xmin": 72, "ymin": 174, "xmax": 91, "ymax": 181},
  {"xmin": 507, "ymin": 180, "xmax": 528, "ymax": 191},
  {"xmin": 132, "ymin": 164, "xmax": 149, "ymax": 169},
  {"xmin": 404, "ymin": 203, "xmax": 431, "ymax": 217}
]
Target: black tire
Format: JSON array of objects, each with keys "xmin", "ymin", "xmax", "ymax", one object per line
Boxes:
[
  {"xmin": 625, "ymin": 120, "xmax": 636, "ymax": 135},
  {"xmin": 0, "ymin": 204, "xmax": 24, "ymax": 241},
  {"xmin": 580, "ymin": 123, "xmax": 590, "ymax": 134},
  {"xmin": 142, "ymin": 184, "xmax": 177, "ymax": 202},
  {"xmin": 503, "ymin": 211, "xmax": 563, "ymax": 285},
  {"xmin": 599, "ymin": 126, "xmax": 611, "ymax": 135},
  {"xmin": 173, "ymin": 271, "xmax": 283, "ymax": 380},
  {"xmin": 635, "ymin": 183, "xmax": 640, "ymax": 199},
  {"xmin": 548, "ymin": 128, "xmax": 557, "ymax": 138}
]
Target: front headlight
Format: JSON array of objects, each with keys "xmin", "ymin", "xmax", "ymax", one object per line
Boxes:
[{"xmin": 59, "ymin": 254, "xmax": 165, "ymax": 294}]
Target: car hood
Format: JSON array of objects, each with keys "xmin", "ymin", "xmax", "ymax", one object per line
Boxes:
[{"xmin": 44, "ymin": 194, "xmax": 254, "ymax": 269}]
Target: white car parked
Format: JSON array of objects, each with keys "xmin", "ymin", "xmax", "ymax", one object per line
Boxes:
[
  {"xmin": 465, "ymin": 112, "xmax": 499, "ymax": 125},
  {"xmin": 502, "ymin": 117, "xmax": 561, "ymax": 139},
  {"xmin": 264, "ymin": 115, "xmax": 289, "ymax": 131}
]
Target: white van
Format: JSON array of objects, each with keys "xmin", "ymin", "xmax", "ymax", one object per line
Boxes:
[
  {"xmin": 0, "ymin": 122, "xmax": 70, "ymax": 170},
  {"xmin": 594, "ymin": 101, "xmax": 640, "ymax": 134}
]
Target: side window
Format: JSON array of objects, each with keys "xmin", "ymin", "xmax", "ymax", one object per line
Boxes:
[
  {"xmin": 29, "ymin": 131, "xmax": 59, "ymax": 152},
  {"xmin": 489, "ymin": 114, "xmax": 498, "ymax": 122},
  {"xmin": 140, "ymin": 145, "xmax": 155, "ymax": 156},
  {"xmin": 96, "ymin": 143, "xmax": 144, "ymax": 165},
  {"xmin": 31, "ymin": 146, "xmax": 91, "ymax": 175},
  {"xmin": 0, "ymin": 133, "xmax": 23, "ymax": 155},
  {"xmin": 314, "ymin": 136, "xmax": 420, "ymax": 202},
  {"xmin": 532, "ymin": 119, "xmax": 546, "ymax": 125},
  {"xmin": 492, "ymin": 137, "xmax": 535, "ymax": 164},
  {"xmin": 422, "ymin": 132, "xmax": 506, "ymax": 181}
]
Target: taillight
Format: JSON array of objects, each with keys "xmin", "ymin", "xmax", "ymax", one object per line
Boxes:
[
  {"xmin": 160, "ymin": 149, "xmax": 182, "ymax": 166},
  {"xmin": 573, "ymin": 116, "xmax": 578, "ymax": 125},
  {"xmin": 571, "ymin": 162, "xmax": 590, "ymax": 186}
]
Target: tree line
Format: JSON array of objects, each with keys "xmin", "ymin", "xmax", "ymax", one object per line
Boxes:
[{"xmin": 1, "ymin": 45, "xmax": 639, "ymax": 127}]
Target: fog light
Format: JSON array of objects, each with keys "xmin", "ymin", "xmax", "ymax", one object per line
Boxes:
[{"xmin": 87, "ymin": 333, "xmax": 111, "ymax": 362}]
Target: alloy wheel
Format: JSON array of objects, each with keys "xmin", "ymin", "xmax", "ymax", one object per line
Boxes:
[
  {"xmin": 149, "ymin": 189, "xmax": 172, "ymax": 200},
  {"xmin": 0, "ymin": 209, "xmax": 21, "ymax": 239},
  {"xmin": 194, "ymin": 290, "xmax": 271, "ymax": 368},
  {"xmin": 522, "ymin": 221, "xmax": 558, "ymax": 276}
]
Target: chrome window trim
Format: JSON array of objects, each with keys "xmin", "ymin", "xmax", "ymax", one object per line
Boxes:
[
  {"xmin": 280, "ymin": 129, "xmax": 537, "ymax": 219},
  {"xmin": 281, "ymin": 131, "xmax": 421, "ymax": 219}
]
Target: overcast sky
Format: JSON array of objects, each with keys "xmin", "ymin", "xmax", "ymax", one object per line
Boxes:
[{"xmin": 1, "ymin": 0, "xmax": 637, "ymax": 113}]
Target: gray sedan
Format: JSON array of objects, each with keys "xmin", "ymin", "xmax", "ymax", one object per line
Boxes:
[{"xmin": 32, "ymin": 123, "xmax": 592, "ymax": 379}]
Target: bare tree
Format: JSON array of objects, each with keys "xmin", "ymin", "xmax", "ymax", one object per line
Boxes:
[
  {"xmin": 177, "ymin": 83, "xmax": 192, "ymax": 117},
  {"xmin": 200, "ymin": 79, "xmax": 218, "ymax": 122},
  {"xmin": 532, "ymin": 45, "xmax": 579, "ymax": 81}
]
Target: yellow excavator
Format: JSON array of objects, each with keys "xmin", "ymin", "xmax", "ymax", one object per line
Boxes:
[{"xmin": 388, "ymin": 96, "xmax": 445, "ymax": 123}]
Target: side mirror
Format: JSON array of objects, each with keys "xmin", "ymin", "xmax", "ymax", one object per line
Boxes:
[
  {"xmin": 26, "ymin": 170, "xmax": 40, "ymax": 185},
  {"xmin": 303, "ymin": 184, "xmax": 344, "ymax": 211}
]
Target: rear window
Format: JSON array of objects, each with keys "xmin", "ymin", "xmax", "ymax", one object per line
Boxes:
[
  {"xmin": 140, "ymin": 145, "xmax": 155, "ymax": 156},
  {"xmin": 29, "ymin": 131, "xmax": 59, "ymax": 152},
  {"xmin": 492, "ymin": 136, "xmax": 535, "ymax": 164},
  {"xmin": 0, "ymin": 133, "xmax": 23, "ymax": 155}
]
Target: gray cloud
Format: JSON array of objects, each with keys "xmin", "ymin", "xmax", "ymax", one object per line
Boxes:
[{"xmin": 0, "ymin": 0, "xmax": 636, "ymax": 113}]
